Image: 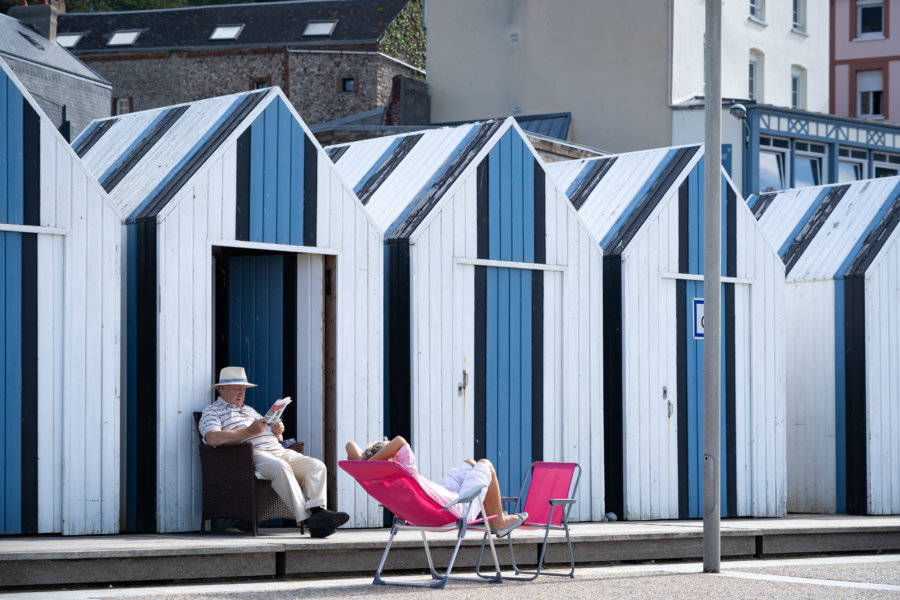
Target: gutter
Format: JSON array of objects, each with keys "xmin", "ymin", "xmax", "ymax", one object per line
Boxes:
[
  {"xmin": 0, "ymin": 50, "xmax": 112, "ymax": 89},
  {"xmin": 284, "ymin": 48, "xmax": 425, "ymax": 76}
]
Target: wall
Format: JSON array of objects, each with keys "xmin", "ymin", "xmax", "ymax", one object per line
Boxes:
[{"xmin": 426, "ymin": 0, "xmax": 671, "ymax": 153}]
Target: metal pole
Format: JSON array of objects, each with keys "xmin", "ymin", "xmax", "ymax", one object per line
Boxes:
[{"xmin": 703, "ymin": 0, "xmax": 722, "ymax": 574}]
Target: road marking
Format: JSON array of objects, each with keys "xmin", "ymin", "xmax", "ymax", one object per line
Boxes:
[{"xmin": 718, "ymin": 570, "xmax": 900, "ymax": 592}]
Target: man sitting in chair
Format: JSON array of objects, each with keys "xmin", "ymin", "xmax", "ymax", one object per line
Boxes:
[
  {"xmin": 200, "ymin": 366, "xmax": 349, "ymax": 538},
  {"xmin": 346, "ymin": 436, "xmax": 526, "ymax": 537}
]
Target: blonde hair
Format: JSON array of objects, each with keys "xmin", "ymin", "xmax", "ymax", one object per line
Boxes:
[{"xmin": 363, "ymin": 438, "xmax": 388, "ymax": 459}]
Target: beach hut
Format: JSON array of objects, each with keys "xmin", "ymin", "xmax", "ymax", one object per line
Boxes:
[
  {"xmin": 328, "ymin": 118, "xmax": 605, "ymax": 521},
  {"xmin": 548, "ymin": 145, "xmax": 787, "ymax": 520},
  {"xmin": 75, "ymin": 87, "xmax": 384, "ymax": 531},
  {"xmin": 750, "ymin": 178, "xmax": 900, "ymax": 515},
  {"xmin": 0, "ymin": 60, "xmax": 121, "ymax": 535}
]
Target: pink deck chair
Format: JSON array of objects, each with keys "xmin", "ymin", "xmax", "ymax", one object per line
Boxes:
[
  {"xmin": 496, "ymin": 461, "xmax": 581, "ymax": 580},
  {"xmin": 339, "ymin": 459, "xmax": 503, "ymax": 589}
]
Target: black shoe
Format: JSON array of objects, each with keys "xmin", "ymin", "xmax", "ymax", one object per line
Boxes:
[{"xmin": 307, "ymin": 509, "xmax": 349, "ymax": 537}]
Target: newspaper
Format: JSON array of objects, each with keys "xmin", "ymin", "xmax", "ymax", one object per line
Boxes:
[{"xmin": 264, "ymin": 397, "xmax": 292, "ymax": 427}]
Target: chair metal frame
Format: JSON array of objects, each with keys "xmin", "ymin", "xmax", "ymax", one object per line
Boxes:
[
  {"xmin": 340, "ymin": 459, "xmax": 503, "ymax": 589},
  {"xmin": 488, "ymin": 461, "xmax": 582, "ymax": 580}
]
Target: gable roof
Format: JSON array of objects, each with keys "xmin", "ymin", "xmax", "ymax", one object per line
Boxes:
[
  {"xmin": 0, "ymin": 12, "xmax": 107, "ymax": 84},
  {"xmin": 327, "ymin": 119, "xmax": 505, "ymax": 239},
  {"xmin": 546, "ymin": 144, "xmax": 702, "ymax": 254},
  {"xmin": 749, "ymin": 177, "xmax": 900, "ymax": 281},
  {"xmin": 58, "ymin": 0, "xmax": 410, "ymax": 54}
]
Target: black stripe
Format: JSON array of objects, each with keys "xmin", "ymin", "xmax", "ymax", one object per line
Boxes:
[
  {"xmin": 605, "ymin": 146, "xmax": 700, "ymax": 256},
  {"xmin": 533, "ymin": 160, "xmax": 546, "ymax": 264},
  {"xmin": 20, "ymin": 233, "xmax": 38, "ymax": 534},
  {"xmin": 282, "ymin": 256, "xmax": 297, "ymax": 440},
  {"xmin": 356, "ymin": 134, "xmax": 423, "ymax": 206},
  {"xmin": 569, "ymin": 156, "xmax": 618, "ymax": 210},
  {"xmin": 235, "ymin": 129, "xmax": 251, "ymax": 242},
  {"xmin": 847, "ymin": 192, "xmax": 900, "ymax": 277},
  {"xmin": 727, "ymin": 184, "xmax": 737, "ymax": 278},
  {"xmin": 476, "ymin": 157, "xmax": 490, "ymax": 260},
  {"xmin": 326, "ymin": 145, "xmax": 348, "ymax": 163},
  {"xmin": 783, "ymin": 185, "xmax": 850, "ymax": 275},
  {"xmin": 137, "ymin": 90, "xmax": 268, "ymax": 221},
  {"xmin": 135, "ymin": 220, "xmax": 158, "ymax": 532},
  {"xmin": 676, "ymin": 279, "xmax": 689, "ymax": 519},
  {"xmin": 391, "ymin": 120, "xmax": 504, "ymax": 240},
  {"xmin": 531, "ymin": 270, "xmax": 543, "ymax": 462},
  {"xmin": 474, "ymin": 265, "xmax": 487, "ymax": 459},
  {"xmin": 74, "ymin": 119, "xmax": 116, "ymax": 158},
  {"xmin": 724, "ymin": 283, "xmax": 737, "ymax": 517},
  {"xmin": 750, "ymin": 192, "xmax": 777, "ymax": 220},
  {"xmin": 23, "ymin": 102, "xmax": 40, "ymax": 227},
  {"xmin": 678, "ymin": 180, "xmax": 690, "ymax": 273},
  {"xmin": 602, "ymin": 256, "xmax": 624, "ymax": 519},
  {"xmin": 844, "ymin": 275, "xmax": 868, "ymax": 514},
  {"xmin": 214, "ymin": 252, "xmax": 230, "ymax": 388},
  {"xmin": 303, "ymin": 134, "xmax": 318, "ymax": 247},
  {"xmin": 386, "ymin": 241, "xmax": 412, "ymax": 442},
  {"xmin": 102, "ymin": 106, "xmax": 189, "ymax": 193}
]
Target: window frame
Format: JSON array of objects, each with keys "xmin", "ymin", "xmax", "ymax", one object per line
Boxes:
[
  {"xmin": 873, "ymin": 151, "xmax": 900, "ymax": 177},
  {"xmin": 793, "ymin": 141, "xmax": 826, "ymax": 189},
  {"xmin": 209, "ymin": 24, "xmax": 244, "ymax": 41},
  {"xmin": 341, "ymin": 78, "xmax": 356, "ymax": 93},
  {"xmin": 303, "ymin": 20, "xmax": 338, "ymax": 37},
  {"xmin": 113, "ymin": 97, "xmax": 133, "ymax": 116},
  {"xmin": 57, "ymin": 33, "xmax": 83, "ymax": 48},
  {"xmin": 758, "ymin": 136, "xmax": 790, "ymax": 193},
  {"xmin": 749, "ymin": 0, "xmax": 766, "ymax": 22},
  {"xmin": 792, "ymin": 0, "xmax": 806, "ymax": 32},
  {"xmin": 856, "ymin": 0, "xmax": 885, "ymax": 40},
  {"xmin": 107, "ymin": 30, "xmax": 141, "ymax": 47},
  {"xmin": 791, "ymin": 66, "xmax": 805, "ymax": 110},
  {"xmin": 857, "ymin": 69, "xmax": 884, "ymax": 118},
  {"xmin": 749, "ymin": 51, "xmax": 762, "ymax": 101},
  {"xmin": 838, "ymin": 147, "xmax": 869, "ymax": 182}
]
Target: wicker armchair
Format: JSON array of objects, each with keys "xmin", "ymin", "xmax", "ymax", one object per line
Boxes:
[{"xmin": 193, "ymin": 412, "xmax": 305, "ymax": 535}]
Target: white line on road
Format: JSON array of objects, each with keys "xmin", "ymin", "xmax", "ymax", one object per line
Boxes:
[{"xmin": 718, "ymin": 570, "xmax": 900, "ymax": 592}]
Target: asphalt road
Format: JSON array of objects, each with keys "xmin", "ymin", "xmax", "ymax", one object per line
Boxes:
[{"xmin": 5, "ymin": 554, "xmax": 899, "ymax": 599}]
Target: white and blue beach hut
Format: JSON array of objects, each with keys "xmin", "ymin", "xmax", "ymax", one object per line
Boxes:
[
  {"xmin": 549, "ymin": 146, "xmax": 787, "ymax": 520},
  {"xmin": 75, "ymin": 87, "xmax": 384, "ymax": 531},
  {"xmin": 328, "ymin": 118, "xmax": 605, "ymax": 521},
  {"xmin": 750, "ymin": 178, "xmax": 900, "ymax": 515},
  {"xmin": 0, "ymin": 61, "xmax": 121, "ymax": 535}
]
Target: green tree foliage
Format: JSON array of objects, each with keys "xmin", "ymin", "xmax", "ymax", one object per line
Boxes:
[{"xmin": 379, "ymin": 0, "xmax": 425, "ymax": 75}]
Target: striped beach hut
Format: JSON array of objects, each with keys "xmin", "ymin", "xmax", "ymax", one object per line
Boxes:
[
  {"xmin": 0, "ymin": 60, "xmax": 121, "ymax": 535},
  {"xmin": 548, "ymin": 145, "xmax": 787, "ymax": 521},
  {"xmin": 75, "ymin": 87, "xmax": 384, "ymax": 531},
  {"xmin": 750, "ymin": 178, "xmax": 900, "ymax": 515},
  {"xmin": 328, "ymin": 118, "xmax": 605, "ymax": 521}
]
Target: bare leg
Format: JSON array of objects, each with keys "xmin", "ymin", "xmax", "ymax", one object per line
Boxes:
[{"xmin": 476, "ymin": 458, "xmax": 519, "ymax": 529}]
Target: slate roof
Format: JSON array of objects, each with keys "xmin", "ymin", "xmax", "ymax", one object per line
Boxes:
[
  {"xmin": 58, "ymin": 0, "xmax": 410, "ymax": 54},
  {"xmin": 0, "ymin": 12, "xmax": 107, "ymax": 84}
]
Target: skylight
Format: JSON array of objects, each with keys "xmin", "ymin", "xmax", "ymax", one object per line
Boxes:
[
  {"xmin": 210, "ymin": 24, "xmax": 244, "ymax": 41},
  {"xmin": 107, "ymin": 30, "xmax": 141, "ymax": 46},
  {"xmin": 303, "ymin": 21, "xmax": 337, "ymax": 36},
  {"xmin": 57, "ymin": 33, "xmax": 83, "ymax": 48}
]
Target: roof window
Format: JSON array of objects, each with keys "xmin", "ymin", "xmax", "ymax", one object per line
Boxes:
[
  {"xmin": 57, "ymin": 33, "xmax": 83, "ymax": 48},
  {"xmin": 107, "ymin": 30, "xmax": 141, "ymax": 46},
  {"xmin": 303, "ymin": 21, "xmax": 337, "ymax": 36},
  {"xmin": 210, "ymin": 24, "xmax": 244, "ymax": 41}
]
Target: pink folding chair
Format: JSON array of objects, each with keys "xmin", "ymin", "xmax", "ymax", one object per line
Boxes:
[
  {"xmin": 494, "ymin": 461, "xmax": 581, "ymax": 580},
  {"xmin": 339, "ymin": 459, "xmax": 503, "ymax": 588}
]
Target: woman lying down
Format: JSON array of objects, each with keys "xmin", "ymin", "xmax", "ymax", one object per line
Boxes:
[{"xmin": 345, "ymin": 436, "xmax": 528, "ymax": 537}]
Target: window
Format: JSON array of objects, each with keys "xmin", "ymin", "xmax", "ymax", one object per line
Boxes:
[
  {"xmin": 873, "ymin": 151, "xmax": 900, "ymax": 177},
  {"xmin": 791, "ymin": 66, "xmax": 805, "ymax": 109},
  {"xmin": 758, "ymin": 136, "xmax": 789, "ymax": 193},
  {"xmin": 114, "ymin": 97, "xmax": 132, "ymax": 115},
  {"xmin": 749, "ymin": 0, "xmax": 765, "ymax": 21},
  {"xmin": 303, "ymin": 21, "xmax": 337, "ymax": 36},
  {"xmin": 857, "ymin": 0, "xmax": 884, "ymax": 39},
  {"xmin": 749, "ymin": 51, "xmax": 762, "ymax": 101},
  {"xmin": 838, "ymin": 148, "xmax": 868, "ymax": 182},
  {"xmin": 793, "ymin": 141, "xmax": 826, "ymax": 188},
  {"xmin": 107, "ymin": 30, "xmax": 141, "ymax": 46},
  {"xmin": 250, "ymin": 77, "xmax": 270, "ymax": 90},
  {"xmin": 792, "ymin": 0, "xmax": 806, "ymax": 31},
  {"xmin": 857, "ymin": 70, "xmax": 883, "ymax": 118},
  {"xmin": 57, "ymin": 33, "xmax": 83, "ymax": 48},
  {"xmin": 210, "ymin": 25, "xmax": 244, "ymax": 41},
  {"xmin": 342, "ymin": 78, "xmax": 355, "ymax": 92}
]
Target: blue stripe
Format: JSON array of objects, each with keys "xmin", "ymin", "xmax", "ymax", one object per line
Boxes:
[
  {"xmin": 487, "ymin": 128, "xmax": 538, "ymax": 263},
  {"xmin": 71, "ymin": 119, "xmax": 100, "ymax": 153},
  {"xmin": 262, "ymin": 102, "xmax": 278, "ymax": 242},
  {"xmin": 600, "ymin": 149, "xmax": 678, "ymax": 250},
  {"xmin": 777, "ymin": 187, "xmax": 832, "ymax": 259},
  {"xmin": 98, "ymin": 109, "xmax": 172, "ymax": 186},
  {"xmin": 276, "ymin": 102, "xmax": 292, "ymax": 245},
  {"xmin": 834, "ymin": 279, "xmax": 847, "ymax": 513},
  {"xmin": 128, "ymin": 94, "xmax": 248, "ymax": 222},
  {"xmin": 3, "ymin": 76, "xmax": 24, "ymax": 225},
  {"xmin": 565, "ymin": 161, "xmax": 596, "ymax": 198},
  {"xmin": 746, "ymin": 194, "xmax": 760, "ymax": 211},
  {"xmin": 1, "ymin": 232, "xmax": 23, "ymax": 533},
  {"xmin": 353, "ymin": 137, "xmax": 404, "ymax": 194},
  {"xmin": 385, "ymin": 124, "xmax": 484, "ymax": 238},
  {"xmin": 835, "ymin": 179, "xmax": 900, "ymax": 277}
]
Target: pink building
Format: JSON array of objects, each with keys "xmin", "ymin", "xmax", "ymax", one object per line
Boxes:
[{"xmin": 832, "ymin": 0, "xmax": 900, "ymax": 123}]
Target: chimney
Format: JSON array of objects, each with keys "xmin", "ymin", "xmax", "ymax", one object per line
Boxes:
[{"xmin": 9, "ymin": 1, "xmax": 60, "ymax": 42}]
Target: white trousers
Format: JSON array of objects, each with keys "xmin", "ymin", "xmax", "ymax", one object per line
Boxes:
[{"xmin": 253, "ymin": 447, "xmax": 327, "ymax": 523}]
